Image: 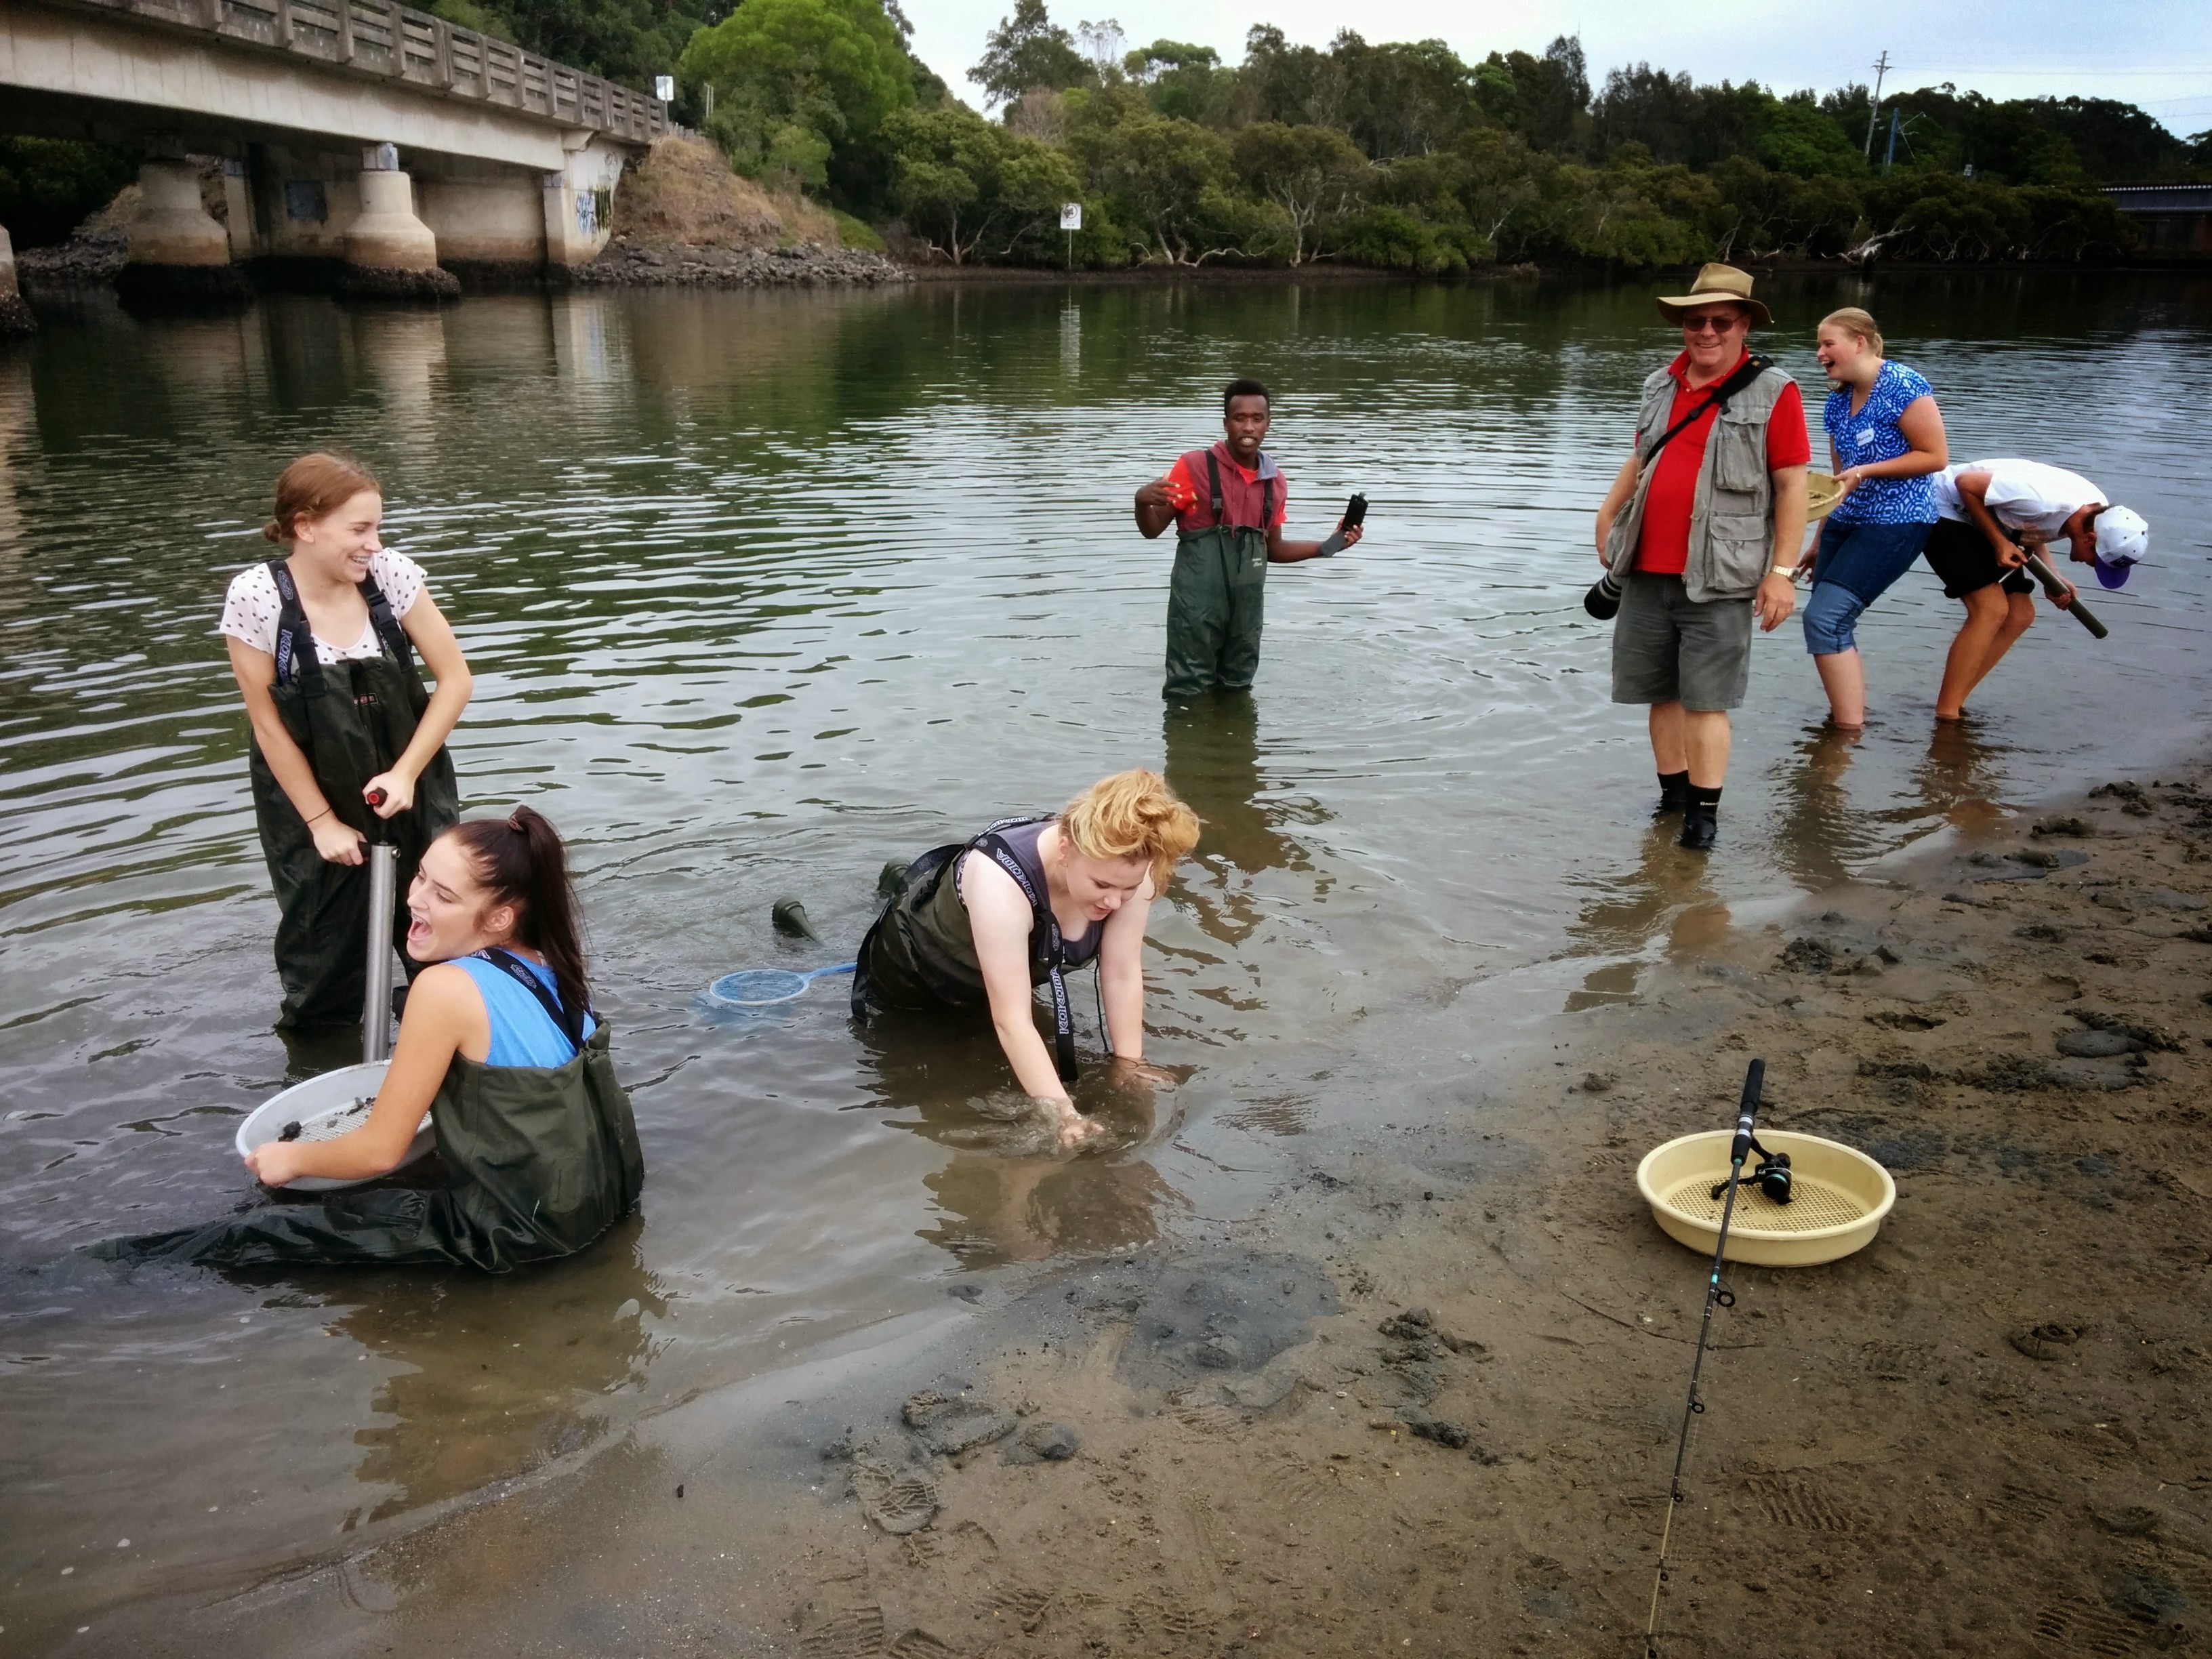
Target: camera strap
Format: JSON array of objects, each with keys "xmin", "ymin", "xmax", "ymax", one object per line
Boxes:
[{"xmin": 1640, "ymin": 353, "xmax": 1774, "ymax": 466}]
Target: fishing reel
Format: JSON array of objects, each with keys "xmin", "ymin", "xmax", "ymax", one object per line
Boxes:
[{"xmin": 1711, "ymin": 1135, "xmax": 1793, "ymax": 1205}]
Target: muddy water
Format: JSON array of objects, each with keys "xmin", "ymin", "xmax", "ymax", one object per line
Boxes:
[{"xmin": 2, "ymin": 273, "xmax": 2208, "ymax": 1635}]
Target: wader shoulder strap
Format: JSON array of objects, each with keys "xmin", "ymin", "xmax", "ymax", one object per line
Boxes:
[
  {"xmin": 268, "ymin": 560, "xmax": 323, "ymax": 695},
  {"xmin": 970, "ymin": 819, "xmax": 1078, "ymax": 1085},
  {"xmin": 1203, "ymin": 452, "xmax": 1272, "ymax": 536},
  {"xmin": 1641, "ymin": 354, "xmax": 1774, "ymax": 466},
  {"xmin": 476, "ymin": 948, "xmax": 589, "ymax": 1055},
  {"xmin": 266, "ymin": 562, "xmax": 414, "ymax": 690},
  {"xmin": 359, "ymin": 573, "xmax": 409, "ymax": 665}
]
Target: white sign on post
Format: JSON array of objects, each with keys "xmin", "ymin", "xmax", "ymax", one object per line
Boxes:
[
  {"xmin": 1059, "ymin": 203, "xmax": 1083, "ymax": 231},
  {"xmin": 655, "ymin": 75, "xmax": 674, "ymax": 102}
]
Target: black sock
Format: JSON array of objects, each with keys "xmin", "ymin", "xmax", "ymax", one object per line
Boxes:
[
  {"xmin": 1658, "ymin": 769, "xmax": 1689, "ymax": 800},
  {"xmin": 1688, "ymin": 783, "xmax": 1723, "ymax": 812}
]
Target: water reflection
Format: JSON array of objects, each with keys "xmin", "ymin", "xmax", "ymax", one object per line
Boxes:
[
  {"xmin": 1914, "ymin": 718, "xmax": 2013, "ymax": 839},
  {"xmin": 1561, "ymin": 823, "xmax": 1732, "ymax": 1008},
  {"xmin": 857, "ymin": 1017, "xmax": 1181, "ymax": 1267},
  {"xmin": 1161, "ymin": 692, "xmax": 1328, "ymax": 947},
  {"xmin": 1767, "ymin": 724, "xmax": 1877, "ymax": 893},
  {"xmin": 327, "ymin": 1216, "xmax": 662, "ymax": 1521}
]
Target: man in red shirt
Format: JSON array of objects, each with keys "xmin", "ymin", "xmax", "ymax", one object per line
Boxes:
[
  {"xmin": 1134, "ymin": 379, "xmax": 1361, "ymax": 700},
  {"xmin": 1593, "ymin": 264, "xmax": 1809, "ymax": 851}
]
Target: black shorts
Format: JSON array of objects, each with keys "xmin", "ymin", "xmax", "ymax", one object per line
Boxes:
[{"xmin": 1923, "ymin": 517, "xmax": 2033, "ymax": 600}]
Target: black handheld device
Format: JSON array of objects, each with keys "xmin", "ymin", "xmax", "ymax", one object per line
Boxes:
[{"xmin": 1317, "ymin": 493, "xmax": 1368, "ymax": 557}]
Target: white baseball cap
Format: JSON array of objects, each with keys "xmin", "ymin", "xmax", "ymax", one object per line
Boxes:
[{"xmin": 2091, "ymin": 505, "xmax": 2148, "ymax": 590}]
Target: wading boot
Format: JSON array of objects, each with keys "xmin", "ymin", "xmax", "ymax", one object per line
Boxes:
[
  {"xmin": 1678, "ymin": 804, "xmax": 1719, "ymax": 851},
  {"xmin": 1654, "ymin": 771, "xmax": 1692, "ymax": 817}
]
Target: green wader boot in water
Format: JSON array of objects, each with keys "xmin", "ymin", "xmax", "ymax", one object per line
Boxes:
[
  {"xmin": 98, "ymin": 1024, "xmax": 645, "ymax": 1271},
  {"xmin": 1163, "ymin": 454, "xmax": 1272, "ymax": 700},
  {"xmin": 253, "ymin": 560, "xmax": 459, "ymax": 1029}
]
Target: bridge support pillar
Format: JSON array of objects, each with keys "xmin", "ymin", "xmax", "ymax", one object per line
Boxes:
[
  {"xmin": 0, "ymin": 224, "xmax": 33, "ymax": 336},
  {"xmin": 340, "ymin": 145, "xmax": 459, "ymax": 302},
  {"xmin": 119, "ymin": 156, "xmax": 250, "ymax": 306}
]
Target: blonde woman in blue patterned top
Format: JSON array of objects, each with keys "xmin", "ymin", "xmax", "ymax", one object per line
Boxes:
[{"xmin": 1800, "ymin": 308, "xmax": 1948, "ymax": 729}]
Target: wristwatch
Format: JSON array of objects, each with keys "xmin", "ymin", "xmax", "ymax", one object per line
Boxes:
[{"xmin": 1768, "ymin": 564, "xmax": 1797, "ymax": 575}]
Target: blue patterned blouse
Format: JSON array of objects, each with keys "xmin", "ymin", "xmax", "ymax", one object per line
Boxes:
[{"xmin": 1822, "ymin": 360, "xmax": 1938, "ymax": 525}]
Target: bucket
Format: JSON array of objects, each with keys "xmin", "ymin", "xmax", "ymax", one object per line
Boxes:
[
  {"xmin": 232, "ymin": 1061, "xmax": 434, "ymax": 1193},
  {"xmin": 1637, "ymin": 1129, "xmax": 1895, "ymax": 1267}
]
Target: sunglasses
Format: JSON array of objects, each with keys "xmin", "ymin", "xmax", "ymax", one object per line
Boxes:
[{"xmin": 1681, "ymin": 312, "xmax": 1747, "ymax": 335}]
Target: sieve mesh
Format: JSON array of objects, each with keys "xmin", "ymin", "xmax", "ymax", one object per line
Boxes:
[
  {"xmin": 1660, "ymin": 1173, "xmax": 1871, "ymax": 1234},
  {"xmin": 285, "ymin": 1098, "xmax": 376, "ymax": 1144}
]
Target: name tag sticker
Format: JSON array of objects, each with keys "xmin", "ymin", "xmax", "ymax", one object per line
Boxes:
[{"xmin": 1856, "ymin": 428, "xmax": 1877, "ymax": 446}]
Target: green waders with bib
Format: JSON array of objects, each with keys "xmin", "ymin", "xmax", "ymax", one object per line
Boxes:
[
  {"xmin": 1164, "ymin": 453, "xmax": 1273, "ymax": 700},
  {"xmin": 853, "ymin": 815, "xmax": 1096, "ymax": 1085},
  {"xmin": 100, "ymin": 954, "xmax": 645, "ymax": 1271},
  {"xmin": 253, "ymin": 560, "xmax": 459, "ymax": 1028}
]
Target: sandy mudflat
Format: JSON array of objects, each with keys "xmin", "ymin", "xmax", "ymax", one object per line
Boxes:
[
  {"xmin": 121, "ymin": 765, "xmax": 2212, "ymax": 1658},
  {"xmin": 723, "ymin": 766, "xmax": 2212, "ymax": 1659}
]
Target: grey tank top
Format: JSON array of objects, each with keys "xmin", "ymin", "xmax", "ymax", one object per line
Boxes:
[{"xmin": 961, "ymin": 819, "xmax": 1103, "ymax": 970}]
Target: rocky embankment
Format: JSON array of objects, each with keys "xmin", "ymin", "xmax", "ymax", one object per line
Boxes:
[
  {"xmin": 17, "ymin": 226, "xmax": 129, "ymax": 296},
  {"xmin": 566, "ymin": 237, "xmax": 909, "ymax": 289}
]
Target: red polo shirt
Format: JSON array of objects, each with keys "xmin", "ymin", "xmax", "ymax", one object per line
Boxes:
[
  {"xmin": 1162, "ymin": 442, "xmax": 1289, "ymax": 533},
  {"xmin": 1634, "ymin": 350, "xmax": 1809, "ymax": 576}
]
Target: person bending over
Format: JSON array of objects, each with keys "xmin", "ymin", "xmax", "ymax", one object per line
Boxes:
[
  {"xmin": 104, "ymin": 808, "xmax": 644, "ymax": 1271},
  {"xmin": 1593, "ymin": 263, "xmax": 1809, "ymax": 851},
  {"xmin": 1133, "ymin": 379, "xmax": 1362, "ymax": 701},
  {"xmin": 855, "ymin": 771, "xmax": 1200, "ymax": 1146},
  {"xmin": 221, "ymin": 452, "xmax": 469, "ymax": 1029},
  {"xmin": 1924, "ymin": 459, "xmax": 2150, "ymax": 720}
]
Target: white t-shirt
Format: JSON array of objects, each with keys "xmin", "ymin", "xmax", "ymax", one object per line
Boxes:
[
  {"xmin": 1932, "ymin": 459, "xmax": 2106, "ymax": 533},
  {"xmin": 219, "ymin": 550, "xmax": 426, "ymax": 663}
]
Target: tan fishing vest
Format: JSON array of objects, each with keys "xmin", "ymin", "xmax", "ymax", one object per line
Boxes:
[{"xmin": 1603, "ymin": 359, "xmax": 1793, "ymax": 604}]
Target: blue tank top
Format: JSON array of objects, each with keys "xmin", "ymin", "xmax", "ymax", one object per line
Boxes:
[{"xmin": 451, "ymin": 953, "xmax": 597, "ymax": 1067}]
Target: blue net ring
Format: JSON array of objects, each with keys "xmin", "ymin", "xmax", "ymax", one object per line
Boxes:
[{"xmin": 708, "ymin": 969, "xmax": 811, "ymax": 1006}]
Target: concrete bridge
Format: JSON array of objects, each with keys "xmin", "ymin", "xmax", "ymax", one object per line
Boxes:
[{"xmin": 0, "ymin": 0, "xmax": 672, "ymax": 306}]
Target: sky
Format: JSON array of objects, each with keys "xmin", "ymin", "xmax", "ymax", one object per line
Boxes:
[{"xmin": 905, "ymin": 0, "xmax": 2212, "ymax": 140}]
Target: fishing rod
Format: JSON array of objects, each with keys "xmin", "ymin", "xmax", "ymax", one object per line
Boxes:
[{"xmin": 1643, "ymin": 1057, "xmax": 1765, "ymax": 1659}]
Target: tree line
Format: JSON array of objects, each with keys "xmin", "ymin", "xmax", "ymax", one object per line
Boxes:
[{"xmin": 666, "ymin": 0, "xmax": 2206, "ymax": 269}]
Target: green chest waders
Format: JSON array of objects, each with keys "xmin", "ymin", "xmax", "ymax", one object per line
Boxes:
[
  {"xmin": 102, "ymin": 961, "xmax": 646, "ymax": 1272},
  {"xmin": 852, "ymin": 816, "xmax": 1099, "ymax": 1083},
  {"xmin": 1163, "ymin": 454, "xmax": 1272, "ymax": 700},
  {"xmin": 252, "ymin": 561, "xmax": 460, "ymax": 1029}
]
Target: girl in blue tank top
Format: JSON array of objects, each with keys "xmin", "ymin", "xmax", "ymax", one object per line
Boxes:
[{"xmin": 450, "ymin": 951, "xmax": 597, "ymax": 1066}]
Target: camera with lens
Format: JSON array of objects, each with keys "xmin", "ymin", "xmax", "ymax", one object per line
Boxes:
[{"xmin": 1584, "ymin": 571, "xmax": 1624, "ymax": 620}]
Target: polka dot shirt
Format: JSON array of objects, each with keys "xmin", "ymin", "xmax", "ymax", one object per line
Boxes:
[{"xmin": 219, "ymin": 550, "xmax": 426, "ymax": 663}]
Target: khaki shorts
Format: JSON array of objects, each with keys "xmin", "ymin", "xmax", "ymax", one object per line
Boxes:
[{"xmin": 1610, "ymin": 573, "xmax": 1755, "ymax": 712}]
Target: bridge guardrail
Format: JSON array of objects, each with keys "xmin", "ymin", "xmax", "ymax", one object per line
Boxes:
[{"xmin": 65, "ymin": 0, "xmax": 668, "ymax": 141}]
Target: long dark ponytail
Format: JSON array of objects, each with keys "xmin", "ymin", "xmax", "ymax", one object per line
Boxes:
[{"xmin": 447, "ymin": 806, "xmax": 591, "ymax": 1025}]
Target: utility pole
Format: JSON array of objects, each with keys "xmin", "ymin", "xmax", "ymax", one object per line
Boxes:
[{"xmin": 1863, "ymin": 50, "xmax": 1889, "ymax": 159}]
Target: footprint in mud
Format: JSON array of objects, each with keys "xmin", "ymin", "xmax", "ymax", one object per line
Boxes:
[
  {"xmin": 983, "ymin": 1584, "xmax": 1056, "ymax": 1635},
  {"xmin": 885, "ymin": 1631, "xmax": 959, "ymax": 1658},
  {"xmin": 1742, "ymin": 1473, "xmax": 1866, "ymax": 1534},
  {"xmin": 850, "ymin": 1454, "xmax": 941, "ymax": 1535},
  {"xmin": 1513, "ymin": 1555, "xmax": 1576, "ymax": 1622},
  {"xmin": 2009, "ymin": 1322, "xmax": 2087, "ymax": 1362},
  {"xmin": 798, "ymin": 1574, "xmax": 886, "ymax": 1659}
]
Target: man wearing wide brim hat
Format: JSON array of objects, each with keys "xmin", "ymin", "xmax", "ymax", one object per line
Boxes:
[{"xmin": 1592, "ymin": 262, "xmax": 1810, "ymax": 851}]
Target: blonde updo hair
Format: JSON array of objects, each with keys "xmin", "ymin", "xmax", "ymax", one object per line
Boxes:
[
  {"xmin": 1060, "ymin": 769, "xmax": 1200, "ymax": 887},
  {"xmin": 264, "ymin": 451, "xmax": 381, "ymax": 544},
  {"xmin": 1819, "ymin": 307, "xmax": 1885, "ymax": 358}
]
